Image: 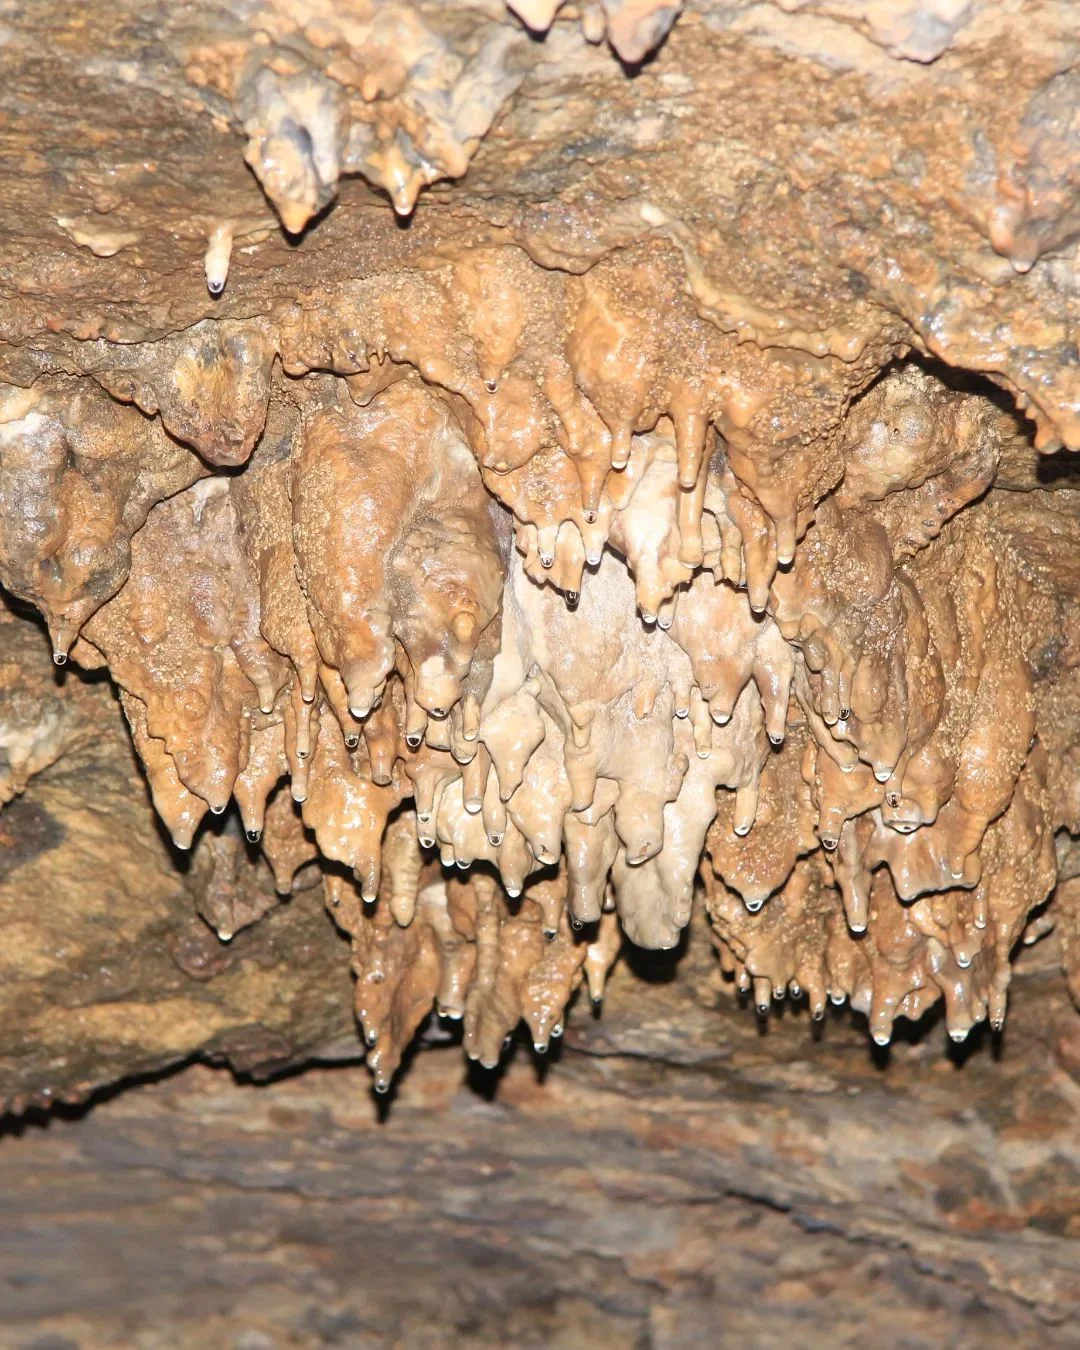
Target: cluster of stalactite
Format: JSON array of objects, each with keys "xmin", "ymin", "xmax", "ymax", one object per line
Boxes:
[
  {"xmin": 0, "ymin": 235, "xmax": 1066, "ymax": 1089},
  {"xmin": 191, "ymin": 0, "xmax": 685, "ymax": 233}
]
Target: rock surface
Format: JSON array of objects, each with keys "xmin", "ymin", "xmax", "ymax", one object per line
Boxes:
[
  {"xmin": 4, "ymin": 0, "xmax": 1080, "ymax": 1089},
  {"xmin": 2, "ymin": 5, "xmax": 1080, "ymax": 1330},
  {"xmin": 0, "ymin": 600, "xmax": 357, "ymax": 1108},
  {"xmin": 3, "ymin": 937, "xmax": 1080, "ymax": 1346}
]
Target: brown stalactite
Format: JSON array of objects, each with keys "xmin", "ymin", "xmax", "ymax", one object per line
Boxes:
[{"xmin": 2, "ymin": 0, "xmax": 1080, "ymax": 1110}]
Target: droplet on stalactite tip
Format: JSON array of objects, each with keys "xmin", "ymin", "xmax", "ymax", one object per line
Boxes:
[
  {"xmin": 210, "ymin": 803, "xmax": 226, "ymax": 816},
  {"xmin": 52, "ymin": 650, "xmax": 67, "ymax": 666},
  {"xmin": 872, "ymin": 1033, "xmax": 891, "ymax": 1047},
  {"xmin": 543, "ymin": 927, "xmax": 557, "ymax": 941},
  {"xmin": 204, "ymin": 223, "xmax": 233, "ymax": 296},
  {"xmin": 246, "ymin": 829, "xmax": 261, "ymax": 843},
  {"xmin": 949, "ymin": 1028, "xmax": 969, "ymax": 1044}
]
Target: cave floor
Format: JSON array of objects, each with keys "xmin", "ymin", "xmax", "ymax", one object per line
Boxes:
[{"xmin": 2, "ymin": 939, "xmax": 1079, "ymax": 1350}]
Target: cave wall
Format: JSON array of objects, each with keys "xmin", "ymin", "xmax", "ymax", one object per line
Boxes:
[{"xmin": 2, "ymin": 0, "xmax": 1080, "ymax": 1109}]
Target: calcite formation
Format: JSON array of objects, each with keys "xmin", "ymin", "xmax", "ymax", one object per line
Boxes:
[{"xmin": 3, "ymin": 0, "xmax": 1080, "ymax": 1096}]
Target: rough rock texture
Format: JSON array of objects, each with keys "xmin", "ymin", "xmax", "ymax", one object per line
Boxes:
[
  {"xmin": 4, "ymin": 0, "xmax": 1080, "ymax": 1093},
  {"xmin": 3, "ymin": 0, "xmax": 1080, "ymax": 1193},
  {"xmin": 3, "ymin": 937, "xmax": 1080, "ymax": 1346},
  {"xmin": 0, "ymin": 599, "xmax": 357, "ymax": 1108}
]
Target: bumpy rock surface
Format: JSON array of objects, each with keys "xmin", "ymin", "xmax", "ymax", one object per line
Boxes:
[
  {"xmin": 0, "ymin": 599, "xmax": 357, "ymax": 1109},
  {"xmin": 3, "ymin": 0, "xmax": 1080, "ymax": 1108},
  {"xmin": 4, "ymin": 937, "xmax": 1080, "ymax": 1346}
]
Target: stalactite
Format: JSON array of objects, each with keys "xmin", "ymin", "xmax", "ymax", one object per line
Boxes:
[{"xmin": 3, "ymin": 0, "xmax": 1080, "ymax": 1095}]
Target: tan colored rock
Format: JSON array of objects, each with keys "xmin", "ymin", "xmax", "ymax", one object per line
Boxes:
[{"xmin": 2, "ymin": 0, "xmax": 1080, "ymax": 1099}]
